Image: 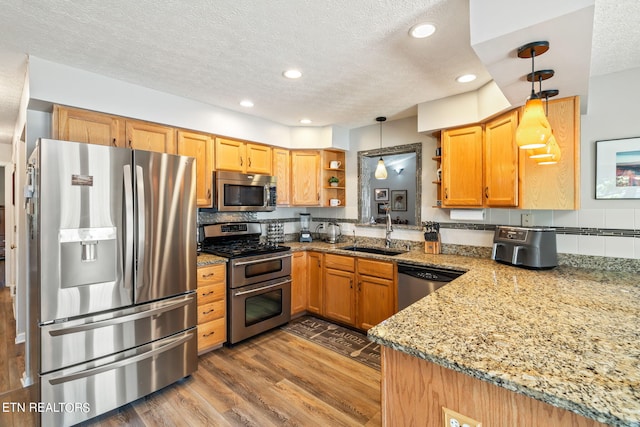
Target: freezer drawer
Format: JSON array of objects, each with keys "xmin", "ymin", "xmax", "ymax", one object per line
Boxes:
[
  {"xmin": 40, "ymin": 292, "xmax": 196, "ymax": 373},
  {"xmin": 40, "ymin": 328, "xmax": 197, "ymax": 427}
]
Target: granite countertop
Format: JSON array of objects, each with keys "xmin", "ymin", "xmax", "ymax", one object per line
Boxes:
[
  {"xmin": 364, "ymin": 255, "xmax": 640, "ymax": 427},
  {"xmin": 196, "ymin": 253, "xmax": 227, "ymax": 266},
  {"xmin": 197, "ymin": 241, "xmax": 639, "ymax": 425}
]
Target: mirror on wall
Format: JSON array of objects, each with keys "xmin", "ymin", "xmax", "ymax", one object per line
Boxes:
[{"xmin": 357, "ymin": 143, "xmax": 422, "ymax": 226}]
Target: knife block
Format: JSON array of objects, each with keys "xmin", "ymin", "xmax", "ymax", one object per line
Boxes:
[{"xmin": 424, "ymin": 235, "xmax": 441, "ymax": 254}]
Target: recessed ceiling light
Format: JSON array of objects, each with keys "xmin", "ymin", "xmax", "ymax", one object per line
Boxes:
[
  {"xmin": 409, "ymin": 23, "xmax": 436, "ymax": 39},
  {"xmin": 300, "ymin": 119, "xmax": 312, "ymax": 124},
  {"xmin": 456, "ymin": 74, "xmax": 477, "ymax": 83},
  {"xmin": 283, "ymin": 69, "xmax": 302, "ymax": 79},
  {"xmin": 240, "ymin": 99, "xmax": 254, "ymax": 107}
]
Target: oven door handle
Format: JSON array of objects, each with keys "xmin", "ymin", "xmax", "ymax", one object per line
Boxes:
[
  {"xmin": 233, "ymin": 253, "xmax": 292, "ymax": 266},
  {"xmin": 233, "ymin": 279, "xmax": 291, "ymax": 297}
]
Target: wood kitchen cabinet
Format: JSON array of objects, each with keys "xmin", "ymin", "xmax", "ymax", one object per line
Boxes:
[
  {"xmin": 126, "ymin": 120, "xmax": 176, "ymax": 154},
  {"xmin": 484, "ymin": 110, "xmax": 519, "ymax": 206},
  {"xmin": 307, "ymin": 252, "xmax": 323, "ymax": 315},
  {"xmin": 53, "ymin": 105, "xmax": 125, "ymax": 147},
  {"xmin": 323, "ymin": 254, "xmax": 356, "ymax": 325},
  {"xmin": 442, "ymin": 125, "xmax": 484, "ymax": 207},
  {"xmin": 215, "ymin": 137, "xmax": 272, "ymax": 174},
  {"xmin": 177, "ymin": 130, "xmax": 214, "ymax": 207},
  {"xmin": 356, "ymin": 259, "xmax": 396, "ymax": 330},
  {"xmin": 321, "ymin": 149, "xmax": 346, "ymax": 207},
  {"xmin": 196, "ymin": 263, "xmax": 226, "ymax": 354},
  {"xmin": 291, "ymin": 251, "xmax": 307, "ymax": 316},
  {"xmin": 291, "ymin": 150, "xmax": 321, "ymax": 206},
  {"xmin": 519, "ymin": 96, "xmax": 580, "ymax": 209},
  {"xmin": 272, "ymin": 147, "xmax": 291, "ymax": 206}
]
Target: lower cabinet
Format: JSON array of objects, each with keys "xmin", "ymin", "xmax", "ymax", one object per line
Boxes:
[
  {"xmin": 323, "ymin": 254, "xmax": 356, "ymax": 325},
  {"xmin": 323, "ymin": 253, "xmax": 396, "ymax": 331},
  {"xmin": 291, "ymin": 251, "xmax": 308, "ymax": 316},
  {"xmin": 307, "ymin": 252, "xmax": 324, "ymax": 315},
  {"xmin": 356, "ymin": 259, "xmax": 396, "ymax": 330},
  {"xmin": 196, "ymin": 263, "xmax": 226, "ymax": 354}
]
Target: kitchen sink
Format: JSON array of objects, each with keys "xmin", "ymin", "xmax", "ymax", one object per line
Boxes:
[{"xmin": 339, "ymin": 246, "xmax": 407, "ymax": 256}]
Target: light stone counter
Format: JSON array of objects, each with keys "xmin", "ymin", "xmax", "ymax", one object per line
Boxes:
[
  {"xmin": 196, "ymin": 253, "xmax": 227, "ymax": 267},
  {"xmin": 288, "ymin": 242, "xmax": 639, "ymax": 426}
]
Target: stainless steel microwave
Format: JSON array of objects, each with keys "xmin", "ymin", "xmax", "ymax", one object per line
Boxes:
[{"xmin": 213, "ymin": 171, "xmax": 277, "ymax": 212}]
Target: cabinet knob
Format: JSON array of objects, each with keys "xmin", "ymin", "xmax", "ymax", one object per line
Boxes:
[
  {"xmin": 485, "ymin": 187, "xmax": 489, "ymax": 199},
  {"xmin": 207, "ymin": 189, "xmax": 211, "ymax": 199},
  {"xmin": 112, "ymin": 138, "xmax": 116, "ymax": 147},
  {"xmin": 444, "ymin": 188, "xmax": 448, "ymax": 199},
  {"xmin": 240, "ymin": 157, "xmax": 243, "ymax": 166},
  {"xmin": 248, "ymin": 157, "xmax": 252, "ymax": 167}
]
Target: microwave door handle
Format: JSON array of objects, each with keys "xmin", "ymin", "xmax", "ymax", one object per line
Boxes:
[
  {"xmin": 123, "ymin": 164, "xmax": 134, "ymax": 289},
  {"xmin": 264, "ymin": 184, "xmax": 269, "ymax": 208},
  {"xmin": 135, "ymin": 165, "xmax": 146, "ymax": 288}
]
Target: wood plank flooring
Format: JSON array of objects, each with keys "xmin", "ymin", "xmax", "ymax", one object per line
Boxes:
[
  {"xmin": 1, "ymin": 286, "xmax": 25, "ymax": 394},
  {"xmin": 79, "ymin": 329, "xmax": 382, "ymax": 427}
]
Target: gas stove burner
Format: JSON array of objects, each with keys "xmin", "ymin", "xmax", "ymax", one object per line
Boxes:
[{"xmin": 199, "ymin": 222, "xmax": 291, "ymax": 258}]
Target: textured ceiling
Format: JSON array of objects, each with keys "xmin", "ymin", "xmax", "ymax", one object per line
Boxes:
[{"xmin": 0, "ymin": 0, "xmax": 639, "ymax": 146}]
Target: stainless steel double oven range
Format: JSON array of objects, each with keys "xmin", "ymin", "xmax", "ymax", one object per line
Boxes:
[{"xmin": 200, "ymin": 222, "xmax": 292, "ymax": 345}]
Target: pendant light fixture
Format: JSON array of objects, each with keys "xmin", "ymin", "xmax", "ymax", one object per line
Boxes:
[
  {"xmin": 515, "ymin": 41, "xmax": 553, "ymax": 150},
  {"xmin": 528, "ymin": 87, "xmax": 562, "ymax": 164},
  {"xmin": 374, "ymin": 116, "xmax": 388, "ymax": 179}
]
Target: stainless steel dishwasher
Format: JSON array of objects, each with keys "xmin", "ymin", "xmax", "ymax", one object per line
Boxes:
[{"xmin": 397, "ymin": 263, "xmax": 464, "ymax": 310}]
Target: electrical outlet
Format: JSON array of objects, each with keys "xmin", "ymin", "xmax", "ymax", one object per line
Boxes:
[
  {"xmin": 443, "ymin": 407, "xmax": 482, "ymax": 427},
  {"xmin": 521, "ymin": 213, "xmax": 533, "ymax": 226}
]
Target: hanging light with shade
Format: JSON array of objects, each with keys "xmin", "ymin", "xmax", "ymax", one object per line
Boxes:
[
  {"xmin": 515, "ymin": 41, "xmax": 553, "ymax": 150},
  {"xmin": 374, "ymin": 116, "xmax": 388, "ymax": 179},
  {"xmin": 528, "ymin": 87, "xmax": 562, "ymax": 165}
]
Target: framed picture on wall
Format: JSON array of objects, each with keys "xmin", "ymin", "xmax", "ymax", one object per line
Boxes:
[
  {"xmin": 377, "ymin": 203, "xmax": 388, "ymax": 214},
  {"xmin": 391, "ymin": 190, "xmax": 407, "ymax": 211},
  {"xmin": 596, "ymin": 137, "xmax": 640, "ymax": 199},
  {"xmin": 374, "ymin": 188, "xmax": 389, "ymax": 201}
]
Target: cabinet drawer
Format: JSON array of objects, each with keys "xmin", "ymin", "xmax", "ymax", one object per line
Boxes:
[
  {"xmin": 197, "ymin": 264, "xmax": 226, "ymax": 285},
  {"xmin": 358, "ymin": 259, "xmax": 394, "ymax": 279},
  {"xmin": 198, "ymin": 318, "xmax": 226, "ymax": 351},
  {"xmin": 325, "ymin": 254, "xmax": 355, "ymax": 272},
  {"xmin": 197, "ymin": 299, "xmax": 225, "ymax": 324},
  {"xmin": 197, "ymin": 282, "xmax": 226, "ymax": 305}
]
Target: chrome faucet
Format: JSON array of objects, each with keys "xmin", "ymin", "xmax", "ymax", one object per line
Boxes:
[{"xmin": 385, "ymin": 210, "xmax": 393, "ymax": 248}]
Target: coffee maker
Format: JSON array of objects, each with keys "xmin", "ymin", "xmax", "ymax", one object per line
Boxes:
[{"xmin": 299, "ymin": 213, "xmax": 312, "ymax": 242}]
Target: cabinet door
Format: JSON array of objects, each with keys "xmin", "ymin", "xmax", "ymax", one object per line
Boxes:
[
  {"xmin": 291, "ymin": 150, "xmax": 321, "ymax": 206},
  {"xmin": 272, "ymin": 148, "xmax": 291, "ymax": 206},
  {"xmin": 442, "ymin": 125, "xmax": 484, "ymax": 207},
  {"xmin": 246, "ymin": 143, "xmax": 272, "ymax": 174},
  {"xmin": 307, "ymin": 252, "xmax": 323, "ymax": 315},
  {"xmin": 215, "ymin": 137, "xmax": 246, "ymax": 172},
  {"xmin": 53, "ymin": 105, "xmax": 124, "ymax": 147},
  {"xmin": 519, "ymin": 96, "xmax": 580, "ymax": 210},
  {"xmin": 484, "ymin": 110, "xmax": 518, "ymax": 207},
  {"xmin": 357, "ymin": 275, "xmax": 394, "ymax": 330},
  {"xmin": 126, "ymin": 120, "xmax": 176, "ymax": 154},
  {"xmin": 177, "ymin": 130, "xmax": 213, "ymax": 207},
  {"xmin": 291, "ymin": 251, "xmax": 307, "ymax": 315},
  {"xmin": 324, "ymin": 268, "xmax": 356, "ymax": 326}
]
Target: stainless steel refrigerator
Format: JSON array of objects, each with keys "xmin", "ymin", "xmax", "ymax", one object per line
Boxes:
[{"xmin": 25, "ymin": 139, "xmax": 198, "ymax": 426}]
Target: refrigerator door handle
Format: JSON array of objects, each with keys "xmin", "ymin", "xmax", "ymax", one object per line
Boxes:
[
  {"xmin": 135, "ymin": 164, "xmax": 146, "ymax": 288},
  {"xmin": 123, "ymin": 164, "xmax": 134, "ymax": 289},
  {"xmin": 46, "ymin": 295, "xmax": 193, "ymax": 337},
  {"xmin": 47, "ymin": 330, "xmax": 194, "ymax": 385}
]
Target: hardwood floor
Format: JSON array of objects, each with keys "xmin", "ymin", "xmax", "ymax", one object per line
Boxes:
[
  {"xmin": 80, "ymin": 329, "xmax": 382, "ymax": 427},
  {"xmin": 0, "ymin": 286, "xmax": 25, "ymax": 394}
]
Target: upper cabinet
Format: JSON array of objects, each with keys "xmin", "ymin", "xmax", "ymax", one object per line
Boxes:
[
  {"xmin": 126, "ymin": 120, "xmax": 176, "ymax": 154},
  {"xmin": 177, "ymin": 130, "xmax": 214, "ymax": 207},
  {"xmin": 54, "ymin": 105, "xmax": 176, "ymax": 154},
  {"xmin": 215, "ymin": 137, "xmax": 272, "ymax": 174},
  {"xmin": 439, "ymin": 97, "xmax": 578, "ymax": 210},
  {"xmin": 53, "ymin": 105, "xmax": 125, "ymax": 147},
  {"xmin": 518, "ymin": 96, "xmax": 580, "ymax": 210},
  {"xmin": 484, "ymin": 110, "xmax": 519, "ymax": 207},
  {"xmin": 291, "ymin": 150, "xmax": 321, "ymax": 206},
  {"xmin": 442, "ymin": 125, "xmax": 484, "ymax": 207},
  {"xmin": 272, "ymin": 148, "xmax": 291, "ymax": 206}
]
